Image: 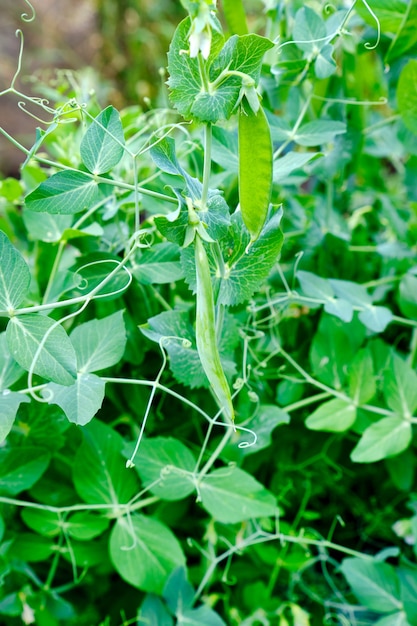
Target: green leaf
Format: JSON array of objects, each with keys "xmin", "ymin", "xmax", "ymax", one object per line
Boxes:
[
  {"xmin": 398, "ymin": 273, "xmax": 417, "ymax": 319},
  {"xmin": 241, "ymin": 405, "xmax": 290, "ymax": 454},
  {"xmin": 150, "ymin": 137, "xmax": 202, "ymax": 201},
  {"xmin": 310, "ymin": 315, "xmax": 365, "ymax": 389},
  {"xmin": 168, "ymin": 18, "xmax": 273, "ymax": 123},
  {"xmin": 133, "ymin": 242, "xmax": 184, "ymax": 285},
  {"xmin": 73, "ymin": 420, "xmax": 140, "ymax": 505},
  {"xmin": 211, "ymin": 127, "xmax": 239, "ymax": 171},
  {"xmin": 141, "ymin": 308, "xmax": 237, "ymax": 389},
  {"xmin": 199, "ymin": 466, "xmax": 276, "ymax": 523},
  {"xmin": 0, "ymin": 230, "xmax": 31, "ymax": 312},
  {"xmin": 138, "ymin": 595, "xmax": 173, "ymax": 626},
  {"xmin": 0, "ymin": 333, "xmax": 24, "ymax": 390},
  {"xmin": 297, "ymin": 270, "xmax": 353, "ymax": 322},
  {"xmin": 294, "ymin": 121, "xmax": 346, "ymax": 147},
  {"xmin": 293, "ymin": 7, "xmax": 326, "ymax": 53},
  {"xmin": 306, "ymin": 398, "xmax": 357, "ymax": 432},
  {"xmin": 163, "ymin": 567, "xmax": 194, "ymax": 614},
  {"xmin": 45, "ymin": 373, "xmax": 106, "ymax": 426},
  {"xmin": 180, "ymin": 606, "xmax": 227, "ymax": 626},
  {"xmin": 273, "ymin": 152, "xmax": 323, "ymax": 183},
  {"xmin": 0, "ymin": 390, "xmax": 30, "ymax": 444},
  {"xmin": 70, "ymin": 310, "xmax": 127, "ymax": 373},
  {"xmin": 348, "ymin": 348, "xmax": 376, "ymax": 404},
  {"xmin": 109, "ymin": 514, "xmax": 185, "ymax": 593},
  {"xmin": 0, "ymin": 447, "xmax": 51, "ymax": 495},
  {"xmin": 315, "ymin": 43, "xmax": 337, "ymax": 79},
  {"xmin": 21, "ymin": 508, "xmax": 61, "ymax": 537},
  {"xmin": 6, "ymin": 314, "xmax": 77, "ymax": 386},
  {"xmin": 351, "ymin": 417, "xmax": 412, "ymax": 463},
  {"xmin": 22, "ymin": 209, "xmax": 73, "ymax": 242},
  {"xmin": 215, "ymin": 209, "xmax": 284, "ymax": 306},
  {"xmin": 128, "ymin": 436, "xmax": 196, "ymax": 500},
  {"xmin": 340, "ymin": 558, "xmax": 402, "ymax": 612},
  {"xmin": 397, "ymin": 60, "xmax": 417, "ymax": 135},
  {"xmin": 356, "ymin": 0, "xmax": 408, "ymax": 33},
  {"xmin": 66, "ymin": 511, "xmax": 110, "ymax": 540},
  {"xmin": 383, "ymin": 355, "xmax": 417, "ymax": 417},
  {"xmin": 25, "ymin": 171, "xmax": 102, "ymax": 215},
  {"xmin": 80, "ymin": 106, "xmax": 125, "ymax": 175},
  {"xmin": 385, "ymin": 1, "xmax": 417, "ymax": 62},
  {"xmin": 359, "ymin": 305, "xmax": 393, "ymax": 333},
  {"xmin": 11, "ymin": 533, "xmax": 54, "ymax": 562},
  {"xmin": 0, "ymin": 592, "xmax": 23, "ymax": 617}
]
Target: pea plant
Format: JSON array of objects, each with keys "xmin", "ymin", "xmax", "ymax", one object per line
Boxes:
[{"xmin": 1, "ymin": 0, "xmax": 417, "ymax": 624}]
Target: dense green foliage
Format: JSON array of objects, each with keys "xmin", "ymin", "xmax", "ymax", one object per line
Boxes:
[{"xmin": 1, "ymin": 0, "xmax": 417, "ymax": 624}]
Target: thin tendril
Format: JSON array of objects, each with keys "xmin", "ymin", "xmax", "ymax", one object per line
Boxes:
[
  {"xmin": 21, "ymin": 0, "xmax": 36, "ymax": 22},
  {"xmin": 361, "ymin": 0, "xmax": 381, "ymax": 50},
  {"xmin": 10, "ymin": 30, "xmax": 24, "ymax": 89}
]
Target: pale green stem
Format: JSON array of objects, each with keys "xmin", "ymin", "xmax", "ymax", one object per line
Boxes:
[{"xmin": 201, "ymin": 123, "xmax": 212, "ymax": 209}]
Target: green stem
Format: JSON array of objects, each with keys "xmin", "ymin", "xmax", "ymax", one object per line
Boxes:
[
  {"xmin": 273, "ymin": 93, "xmax": 312, "ymax": 159},
  {"xmin": 201, "ymin": 123, "xmax": 212, "ymax": 209}
]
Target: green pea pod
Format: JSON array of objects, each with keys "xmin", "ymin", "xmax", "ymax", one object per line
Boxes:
[
  {"xmin": 222, "ymin": 0, "xmax": 248, "ymax": 35},
  {"xmin": 195, "ymin": 233, "xmax": 234, "ymax": 422},
  {"xmin": 238, "ymin": 100, "xmax": 273, "ymax": 243}
]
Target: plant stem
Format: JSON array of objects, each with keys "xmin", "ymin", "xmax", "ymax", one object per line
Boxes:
[{"xmin": 201, "ymin": 123, "xmax": 212, "ymax": 210}]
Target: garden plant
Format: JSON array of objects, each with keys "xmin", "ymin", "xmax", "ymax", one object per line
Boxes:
[{"xmin": 1, "ymin": 0, "xmax": 417, "ymax": 623}]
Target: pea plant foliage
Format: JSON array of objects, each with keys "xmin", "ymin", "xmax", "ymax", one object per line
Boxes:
[{"xmin": 1, "ymin": 0, "xmax": 417, "ymax": 623}]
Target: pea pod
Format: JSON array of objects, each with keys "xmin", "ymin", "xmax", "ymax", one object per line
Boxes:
[
  {"xmin": 222, "ymin": 0, "xmax": 248, "ymax": 35},
  {"xmin": 194, "ymin": 233, "xmax": 234, "ymax": 422},
  {"xmin": 238, "ymin": 99, "xmax": 273, "ymax": 242}
]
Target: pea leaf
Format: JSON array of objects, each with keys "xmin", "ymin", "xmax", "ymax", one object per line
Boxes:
[
  {"xmin": 340, "ymin": 558, "xmax": 402, "ymax": 613},
  {"xmin": 141, "ymin": 308, "xmax": 238, "ymax": 389},
  {"xmin": 25, "ymin": 171, "xmax": 102, "ymax": 214},
  {"xmin": 0, "ymin": 447, "xmax": 51, "ymax": 495},
  {"xmin": 168, "ymin": 18, "xmax": 273, "ymax": 123},
  {"xmin": 133, "ymin": 242, "xmax": 184, "ymax": 285},
  {"xmin": 241, "ymin": 405, "xmax": 290, "ymax": 455},
  {"xmin": 0, "ymin": 230, "xmax": 31, "ymax": 312},
  {"xmin": 73, "ymin": 420, "xmax": 140, "ymax": 505},
  {"xmin": 294, "ymin": 121, "xmax": 346, "ymax": 146},
  {"xmin": 348, "ymin": 348, "xmax": 376, "ymax": 405},
  {"xmin": 6, "ymin": 314, "xmax": 77, "ymax": 386},
  {"xmin": 0, "ymin": 390, "xmax": 30, "ymax": 444},
  {"xmin": 110, "ymin": 514, "xmax": 185, "ymax": 593},
  {"xmin": 66, "ymin": 512, "xmax": 110, "ymax": 540},
  {"xmin": 216, "ymin": 209, "xmax": 284, "ymax": 306},
  {"xmin": 273, "ymin": 152, "xmax": 323, "ymax": 183},
  {"xmin": 138, "ymin": 595, "xmax": 173, "ymax": 626},
  {"xmin": 80, "ymin": 106, "xmax": 125, "ymax": 175},
  {"xmin": 21, "ymin": 508, "xmax": 61, "ymax": 537},
  {"xmin": 199, "ymin": 466, "xmax": 276, "ymax": 523},
  {"xmin": 297, "ymin": 270, "xmax": 353, "ymax": 322},
  {"xmin": 306, "ymin": 398, "xmax": 357, "ymax": 432},
  {"xmin": 44, "ymin": 373, "xmax": 106, "ymax": 426},
  {"xmin": 398, "ymin": 273, "xmax": 417, "ymax": 319},
  {"xmin": 69, "ymin": 310, "xmax": 127, "ymax": 373},
  {"xmin": 350, "ymin": 417, "xmax": 412, "ymax": 463},
  {"xmin": 150, "ymin": 137, "xmax": 202, "ymax": 201},
  {"xmin": 126, "ymin": 436, "xmax": 196, "ymax": 500},
  {"xmin": 383, "ymin": 355, "xmax": 417, "ymax": 417},
  {"xmin": 293, "ymin": 7, "xmax": 327, "ymax": 53},
  {"xmin": 22, "ymin": 209, "xmax": 73, "ymax": 242},
  {"xmin": 397, "ymin": 60, "xmax": 417, "ymax": 135},
  {"xmin": 0, "ymin": 333, "xmax": 24, "ymax": 390}
]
